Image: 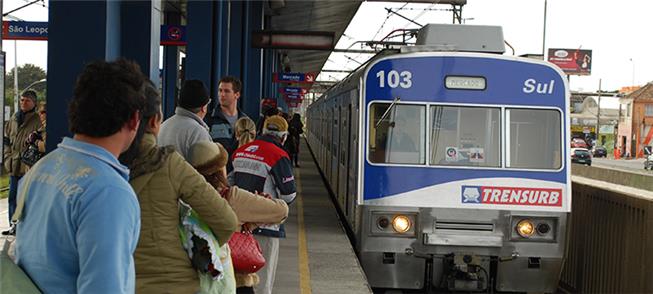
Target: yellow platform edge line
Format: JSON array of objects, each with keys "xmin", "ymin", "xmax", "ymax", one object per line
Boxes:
[{"xmin": 296, "ymin": 167, "xmax": 312, "ymax": 294}]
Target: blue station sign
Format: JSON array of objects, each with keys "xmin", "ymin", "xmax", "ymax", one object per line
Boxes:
[
  {"xmin": 278, "ymin": 87, "xmax": 308, "ymax": 95},
  {"xmin": 160, "ymin": 25, "xmax": 187, "ymax": 46},
  {"xmin": 3, "ymin": 21, "xmax": 48, "ymax": 40},
  {"xmin": 283, "ymin": 93, "xmax": 304, "ymax": 101},
  {"xmin": 273, "ymin": 72, "xmax": 316, "ymax": 84}
]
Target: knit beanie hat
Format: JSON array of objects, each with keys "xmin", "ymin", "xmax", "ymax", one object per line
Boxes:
[
  {"xmin": 21, "ymin": 90, "xmax": 37, "ymax": 103},
  {"xmin": 189, "ymin": 141, "xmax": 229, "ymax": 175},
  {"xmin": 263, "ymin": 115, "xmax": 288, "ymax": 132},
  {"xmin": 179, "ymin": 79, "xmax": 210, "ymax": 109}
]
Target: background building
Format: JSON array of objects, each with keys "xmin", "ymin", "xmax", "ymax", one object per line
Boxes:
[
  {"xmin": 570, "ymin": 93, "xmax": 620, "ymax": 153},
  {"xmin": 617, "ymin": 83, "xmax": 653, "ymax": 158}
]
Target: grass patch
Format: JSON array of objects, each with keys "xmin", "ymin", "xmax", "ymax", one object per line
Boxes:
[{"xmin": 0, "ymin": 174, "xmax": 8, "ymax": 199}]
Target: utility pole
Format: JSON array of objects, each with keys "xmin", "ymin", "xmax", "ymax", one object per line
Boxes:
[
  {"xmin": 13, "ymin": 41, "xmax": 18, "ymax": 114},
  {"xmin": 596, "ymin": 79, "xmax": 602, "ymax": 146},
  {"xmin": 630, "ymin": 58, "xmax": 635, "ymax": 86},
  {"xmin": 542, "ymin": 0, "xmax": 547, "ymax": 57},
  {"xmin": 0, "ymin": 0, "xmax": 4, "ymax": 171}
]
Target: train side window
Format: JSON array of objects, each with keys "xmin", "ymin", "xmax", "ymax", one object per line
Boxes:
[
  {"xmin": 368, "ymin": 103, "xmax": 426, "ymax": 164},
  {"xmin": 429, "ymin": 106, "xmax": 501, "ymax": 167},
  {"xmin": 507, "ymin": 108, "xmax": 562, "ymax": 169}
]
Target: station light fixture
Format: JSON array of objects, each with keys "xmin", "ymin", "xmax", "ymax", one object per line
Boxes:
[{"xmin": 252, "ymin": 30, "xmax": 335, "ymax": 50}]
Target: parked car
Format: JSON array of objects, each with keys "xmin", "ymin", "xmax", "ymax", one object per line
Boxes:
[
  {"xmin": 644, "ymin": 146, "xmax": 653, "ymax": 170},
  {"xmin": 644, "ymin": 154, "xmax": 653, "ymax": 170},
  {"xmin": 592, "ymin": 146, "xmax": 607, "ymax": 158},
  {"xmin": 571, "ymin": 148, "xmax": 592, "ymax": 166},
  {"xmin": 571, "ymin": 138, "xmax": 589, "ymax": 148}
]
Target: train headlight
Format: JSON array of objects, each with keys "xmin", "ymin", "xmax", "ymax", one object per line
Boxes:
[
  {"xmin": 392, "ymin": 215, "xmax": 412, "ymax": 233},
  {"xmin": 516, "ymin": 219, "xmax": 535, "ymax": 238}
]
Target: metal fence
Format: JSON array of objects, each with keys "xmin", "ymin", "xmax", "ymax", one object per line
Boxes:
[{"xmin": 560, "ymin": 166, "xmax": 653, "ymax": 293}]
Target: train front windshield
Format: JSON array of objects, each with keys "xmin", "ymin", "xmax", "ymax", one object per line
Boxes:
[
  {"xmin": 369, "ymin": 103, "xmax": 426, "ymax": 164},
  {"xmin": 369, "ymin": 103, "xmax": 562, "ymax": 170},
  {"xmin": 430, "ymin": 106, "xmax": 501, "ymax": 167}
]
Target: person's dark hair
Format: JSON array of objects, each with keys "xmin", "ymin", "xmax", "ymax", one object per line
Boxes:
[
  {"xmin": 21, "ymin": 90, "xmax": 37, "ymax": 101},
  {"xmin": 178, "ymin": 79, "xmax": 209, "ymax": 110},
  {"xmin": 219, "ymin": 76, "xmax": 242, "ymax": 94},
  {"xmin": 203, "ymin": 171, "xmax": 229, "ymax": 190},
  {"xmin": 69, "ymin": 59, "xmax": 147, "ymax": 137},
  {"xmin": 119, "ymin": 81, "xmax": 161, "ymax": 167},
  {"xmin": 264, "ymin": 106, "xmax": 279, "ymax": 117},
  {"xmin": 292, "ymin": 113, "xmax": 301, "ymax": 121}
]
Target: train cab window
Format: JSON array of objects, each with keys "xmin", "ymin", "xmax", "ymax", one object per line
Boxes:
[
  {"xmin": 369, "ymin": 103, "xmax": 426, "ymax": 164},
  {"xmin": 507, "ymin": 108, "xmax": 562, "ymax": 169},
  {"xmin": 429, "ymin": 106, "xmax": 501, "ymax": 167}
]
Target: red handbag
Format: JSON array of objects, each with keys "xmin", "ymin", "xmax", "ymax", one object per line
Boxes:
[{"xmin": 228, "ymin": 231, "xmax": 266, "ymax": 273}]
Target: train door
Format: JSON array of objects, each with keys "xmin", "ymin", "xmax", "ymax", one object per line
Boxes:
[
  {"xmin": 349, "ymin": 90, "xmax": 359, "ymax": 231},
  {"xmin": 338, "ymin": 102, "xmax": 349, "ymax": 210},
  {"xmin": 331, "ymin": 105, "xmax": 340, "ymax": 192},
  {"xmin": 319, "ymin": 112, "xmax": 324, "ymax": 166},
  {"xmin": 325, "ymin": 107, "xmax": 332, "ymax": 181}
]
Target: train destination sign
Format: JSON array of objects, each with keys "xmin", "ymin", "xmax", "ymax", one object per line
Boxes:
[
  {"xmin": 3, "ymin": 21, "xmax": 48, "ymax": 40},
  {"xmin": 273, "ymin": 72, "xmax": 316, "ymax": 84},
  {"xmin": 278, "ymin": 87, "xmax": 308, "ymax": 95}
]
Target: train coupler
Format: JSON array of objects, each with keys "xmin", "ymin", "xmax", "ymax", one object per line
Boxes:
[{"xmin": 444, "ymin": 253, "xmax": 489, "ymax": 292}]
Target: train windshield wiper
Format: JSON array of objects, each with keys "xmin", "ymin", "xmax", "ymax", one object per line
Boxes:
[{"xmin": 375, "ymin": 97, "xmax": 401, "ymax": 129}]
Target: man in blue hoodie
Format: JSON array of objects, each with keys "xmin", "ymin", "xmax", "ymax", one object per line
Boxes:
[{"xmin": 14, "ymin": 59, "xmax": 146, "ymax": 294}]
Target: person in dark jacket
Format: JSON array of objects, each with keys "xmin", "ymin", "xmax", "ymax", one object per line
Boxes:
[
  {"xmin": 256, "ymin": 105, "xmax": 279, "ymax": 136},
  {"xmin": 288, "ymin": 113, "xmax": 303, "ymax": 167},
  {"xmin": 231, "ymin": 115, "xmax": 297, "ymax": 294},
  {"xmin": 2, "ymin": 90, "xmax": 40, "ymax": 235},
  {"xmin": 207, "ymin": 76, "xmax": 248, "ymax": 173}
]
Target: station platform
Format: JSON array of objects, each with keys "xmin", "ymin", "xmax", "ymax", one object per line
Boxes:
[
  {"xmin": 273, "ymin": 138, "xmax": 371, "ymax": 293},
  {"xmin": 0, "ymin": 138, "xmax": 372, "ymax": 293}
]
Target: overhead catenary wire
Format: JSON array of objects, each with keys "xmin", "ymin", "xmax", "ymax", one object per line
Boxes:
[{"xmin": 342, "ymin": 2, "xmax": 410, "ymax": 69}]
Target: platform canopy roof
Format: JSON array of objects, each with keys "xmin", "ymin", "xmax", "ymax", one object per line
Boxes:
[{"xmin": 267, "ymin": 0, "xmax": 363, "ymax": 76}]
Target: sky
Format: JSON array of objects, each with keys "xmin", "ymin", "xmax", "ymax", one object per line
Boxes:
[
  {"xmin": 3, "ymin": 0, "xmax": 653, "ymax": 93},
  {"xmin": 321, "ymin": 0, "xmax": 653, "ymax": 92}
]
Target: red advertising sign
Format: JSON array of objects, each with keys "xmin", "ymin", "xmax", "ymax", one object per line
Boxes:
[{"xmin": 547, "ymin": 48, "xmax": 592, "ymax": 76}]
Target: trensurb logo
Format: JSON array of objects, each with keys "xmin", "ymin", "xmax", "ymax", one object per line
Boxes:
[
  {"xmin": 461, "ymin": 185, "xmax": 563, "ymax": 207},
  {"xmin": 462, "ymin": 186, "xmax": 481, "ymax": 203},
  {"xmin": 245, "ymin": 145, "xmax": 259, "ymax": 152}
]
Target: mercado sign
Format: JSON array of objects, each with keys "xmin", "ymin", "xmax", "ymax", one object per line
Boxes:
[
  {"xmin": 273, "ymin": 72, "xmax": 316, "ymax": 83},
  {"xmin": 279, "ymin": 87, "xmax": 308, "ymax": 95},
  {"xmin": 283, "ymin": 93, "xmax": 304, "ymax": 101},
  {"xmin": 547, "ymin": 48, "xmax": 592, "ymax": 76}
]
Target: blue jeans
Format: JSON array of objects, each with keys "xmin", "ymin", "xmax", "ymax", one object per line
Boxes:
[{"xmin": 8, "ymin": 175, "xmax": 21, "ymax": 224}]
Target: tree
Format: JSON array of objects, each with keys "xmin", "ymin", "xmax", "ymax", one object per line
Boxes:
[{"xmin": 4, "ymin": 64, "xmax": 47, "ymax": 112}]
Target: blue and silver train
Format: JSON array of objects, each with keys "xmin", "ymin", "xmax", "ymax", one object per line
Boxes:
[{"xmin": 306, "ymin": 24, "xmax": 570, "ymax": 293}]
